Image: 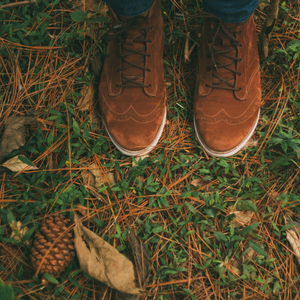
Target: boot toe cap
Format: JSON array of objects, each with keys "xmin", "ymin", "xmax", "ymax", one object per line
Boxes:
[
  {"xmin": 194, "ymin": 110, "xmax": 259, "ymax": 156},
  {"xmin": 105, "ymin": 108, "xmax": 166, "ymax": 155}
]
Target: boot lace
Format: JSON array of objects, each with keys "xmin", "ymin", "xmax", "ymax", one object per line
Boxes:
[
  {"xmin": 177, "ymin": 12, "xmax": 243, "ymax": 91},
  {"xmin": 108, "ymin": 15, "xmax": 152, "ymax": 88}
]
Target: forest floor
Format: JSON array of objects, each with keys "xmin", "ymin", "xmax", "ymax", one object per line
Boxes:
[{"xmin": 0, "ymin": 0, "xmax": 300, "ymax": 299}]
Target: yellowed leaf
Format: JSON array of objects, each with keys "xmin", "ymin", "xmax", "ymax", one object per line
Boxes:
[
  {"xmin": 10, "ymin": 221, "xmax": 30, "ymax": 246},
  {"xmin": 2, "ymin": 155, "xmax": 38, "ymax": 172}
]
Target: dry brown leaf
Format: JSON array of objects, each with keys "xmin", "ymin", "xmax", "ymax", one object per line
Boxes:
[
  {"xmin": 231, "ymin": 248, "xmax": 256, "ymax": 276},
  {"xmin": 0, "ymin": 110, "xmax": 37, "ymax": 162},
  {"xmin": 2, "ymin": 155, "xmax": 38, "ymax": 172},
  {"xmin": 287, "ymin": 228, "xmax": 300, "ymax": 265},
  {"xmin": 74, "ymin": 215, "xmax": 143, "ymax": 295},
  {"xmin": 190, "ymin": 178, "xmax": 207, "ymax": 187},
  {"xmin": 129, "ymin": 229, "xmax": 151, "ymax": 283},
  {"xmin": 231, "ymin": 259, "xmax": 241, "ymax": 276},
  {"xmin": 77, "ymin": 84, "xmax": 94, "ymax": 112},
  {"xmin": 82, "ymin": 164, "xmax": 115, "ymax": 203},
  {"xmin": 90, "ymin": 164, "xmax": 115, "ymax": 188},
  {"xmin": 82, "ymin": 163, "xmax": 115, "ymax": 189},
  {"xmin": 230, "ymin": 210, "xmax": 254, "ymax": 228},
  {"xmin": 246, "ymin": 248, "xmax": 256, "ymax": 260},
  {"xmin": 114, "ymin": 230, "xmax": 151, "ymax": 300}
]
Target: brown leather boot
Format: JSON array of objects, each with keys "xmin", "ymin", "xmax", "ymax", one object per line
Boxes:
[
  {"xmin": 194, "ymin": 13, "xmax": 261, "ymax": 157},
  {"xmin": 99, "ymin": 0, "xmax": 166, "ymax": 156}
]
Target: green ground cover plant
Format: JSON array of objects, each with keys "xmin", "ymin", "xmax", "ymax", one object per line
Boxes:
[{"xmin": 0, "ymin": 0, "xmax": 300, "ymax": 299}]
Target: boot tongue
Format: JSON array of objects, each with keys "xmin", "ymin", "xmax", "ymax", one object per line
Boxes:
[{"xmin": 118, "ymin": 11, "xmax": 150, "ymax": 85}]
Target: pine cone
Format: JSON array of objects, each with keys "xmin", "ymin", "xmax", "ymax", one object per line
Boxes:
[{"xmin": 30, "ymin": 215, "xmax": 75, "ymax": 277}]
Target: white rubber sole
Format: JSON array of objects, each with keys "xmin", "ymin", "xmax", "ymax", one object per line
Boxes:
[
  {"xmin": 105, "ymin": 107, "xmax": 167, "ymax": 156},
  {"xmin": 194, "ymin": 110, "xmax": 260, "ymax": 157}
]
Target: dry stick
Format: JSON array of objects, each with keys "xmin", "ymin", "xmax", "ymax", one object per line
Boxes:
[
  {"xmin": 259, "ymin": 0, "xmax": 280, "ymax": 61},
  {"xmin": 0, "ymin": 1, "xmax": 34, "ymax": 9}
]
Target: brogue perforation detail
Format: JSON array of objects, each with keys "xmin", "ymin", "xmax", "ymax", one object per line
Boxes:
[
  {"xmin": 101, "ymin": 99, "xmax": 164, "ymax": 123},
  {"xmin": 196, "ymin": 99, "xmax": 260, "ymax": 125}
]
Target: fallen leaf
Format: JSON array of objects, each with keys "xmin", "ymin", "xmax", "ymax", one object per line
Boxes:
[
  {"xmin": 230, "ymin": 210, "xmax": 254, "ymax": 228},
  {"xmin": 77, "ymin": 84, "xmax": 94, "ymax": 112},
  {"xmin": 82, "ymin": 164, "xmax": 115, "ymax": 203},
  {"xmin": 246, "ymin": 248, "xmax": 256, "ymax": 259},
  {"xmin": 114, "ymin": 229, "xmax": 151, "ymax": 300},
  {"xmin": 82, "ymin": 163, "xmax": 115, "ymax": 188},
  {"xmin": 74, "ymin": 215, "xmax": 143, "ymax": 295},
  {"xmin": 130, "ymin": 230, "xmax": 151, "ymax": 277},
  {"xmin": 231, "ymin": 248, "xmax": 256, "ymax": 276},
  {"xmin": 10, "ymin": 221, "xmax": 30, "ymax": 246},
  {"xmin": 2, "ymin": 155, "xmax": 38, "ymax": 172},
  {"xmin": 89, "ymin": 164, "xmax": 115, "ymax": 188},
  {"xmin": 0, "ymin": 110, "xmax": 37, "ymax": 163},
  {"xmin": 231, "ymin": 258, "xmax": 241, "ymax": 276},
  {"xmin": 190, "ymin": 178, "xmax": 207, "ymax": 187},
  {"xmin": 286, "ymin": 222, "xmax": 300, "ymax": 265}
]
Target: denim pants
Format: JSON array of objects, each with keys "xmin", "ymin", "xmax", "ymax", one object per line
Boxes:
[{"xmin": 101, "ymin": 0, "xmax": 260, "ymax": 23}]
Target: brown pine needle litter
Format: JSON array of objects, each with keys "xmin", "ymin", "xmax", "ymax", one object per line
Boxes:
[{"xmin": 0, "ymin": 0, "xmax": 300, "ymax": 299}]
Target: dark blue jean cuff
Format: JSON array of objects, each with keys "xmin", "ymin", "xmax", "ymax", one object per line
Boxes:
[
  {"xmin": 102, "ymin": 0, "xmax": 154, "ymax": 17},
  {"xmin": 203, "ymin": 0, "xmax": 260, "ymax": 23}
]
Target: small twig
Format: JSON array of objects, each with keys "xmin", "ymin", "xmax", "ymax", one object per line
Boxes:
[
  {"xmin": 0, "ymin": 1, "xmax": 34, "ymax": 10},
  {"xmin": 184, "ymin": 32, "xmax": 198, "ymax": 62}
]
